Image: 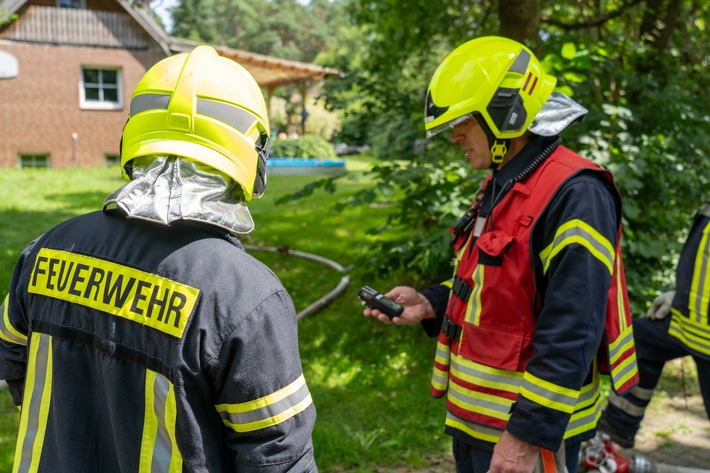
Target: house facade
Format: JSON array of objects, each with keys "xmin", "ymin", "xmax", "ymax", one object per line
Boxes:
[{"xmin": 0, "ymin": 0, "xmax": 338, "ymax": 168}]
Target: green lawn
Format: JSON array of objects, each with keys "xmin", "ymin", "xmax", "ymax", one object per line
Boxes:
[{"xmin": 0, "ymin": 161, "xmax": 450, "ymax": 472}]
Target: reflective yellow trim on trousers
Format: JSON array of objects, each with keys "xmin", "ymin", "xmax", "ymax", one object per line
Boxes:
[
  {"xmin": 139, "ymin": 370, "xmax": 182, "ymax": 473},
  {"xmin": 689, "ymin": 219, "xmax": 710, "ymax": 324},
  {"xmin": 1, "ymin": 295, "xmax": 27, "ymax": 346},
  {"xmin": 520, "ymin": 372, "xmax": 579, "ymax": 414},
  {"xmin": 669, "ymin": 311, "xmax": 710, "ymax": 357},
  {"xmin": 539, "ymin": 219, "xmax": 615, "ymax": 275},
  {"xmin": 13, "ymin": 333, "xmax": 53, "ymax": 473}
]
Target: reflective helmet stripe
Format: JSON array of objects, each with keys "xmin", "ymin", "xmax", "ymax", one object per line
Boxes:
[{"xmin": 130, "ymin": 94, "xmax": 260, "ymax": 135}]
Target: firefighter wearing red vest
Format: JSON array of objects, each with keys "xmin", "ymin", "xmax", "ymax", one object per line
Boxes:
[
  {"xmin": 0, "ymin": 46, "xmax": 317, "ymax": 472},
  {"xmin": 363, "ymin": 36, "xmax": 639, "ymax": 473}
]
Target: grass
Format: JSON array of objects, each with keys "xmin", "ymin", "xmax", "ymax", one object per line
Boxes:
[
  {"xmin": 3, "ymin": 163, "xmax": 700, "ymax": 472},
  {"xmin": 0, "ymin": 160, "xmax": 450, "ymax": 472}
]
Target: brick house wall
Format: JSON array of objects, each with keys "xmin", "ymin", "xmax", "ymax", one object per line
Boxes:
[{"xmin": 0, "ymin": 42, "xmax": 163, "ymax": 168}]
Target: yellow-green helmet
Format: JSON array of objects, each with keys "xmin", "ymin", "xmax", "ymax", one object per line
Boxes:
[
  {"xmin": 121, "ymin": 45, "xmax": 270, "ymax": 202},
  {"xmin": 424, "ymin": 36, "xmax": 556, "ymax": 160}
]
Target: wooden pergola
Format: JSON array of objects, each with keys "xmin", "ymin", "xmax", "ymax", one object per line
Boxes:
[{"xmin": 170, "ymin": 39, "xmax": 341, "ymax": 133}]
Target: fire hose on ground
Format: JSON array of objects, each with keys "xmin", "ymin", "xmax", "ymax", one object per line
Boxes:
[{"xmin": 243, "ymin": 244, "xmax": 350, "ymax": 320}]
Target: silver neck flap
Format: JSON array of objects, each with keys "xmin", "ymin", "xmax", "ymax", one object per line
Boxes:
[{"xmin": 103, "ymin": 155, "xmax": 255, "ymax": 234}]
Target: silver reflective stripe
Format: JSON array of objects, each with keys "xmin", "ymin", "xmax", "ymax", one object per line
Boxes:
[
  {"xmin": 608, "ymin": 389, "xmax": 646, "ymax": 418},
  {"xmin": 152, "ymin": 374, "xmax": 173, "ymax": 472},
  {"xmin": 196, "ymin": 98, "xmax": 257, "ymax": 134},
  {"xmin": 629, "ymin": 385, "xmax": 654, "ymax": 401},
  {"xmin": 445, "ymin": 409, "xmax": 504, "ymax": 440},
  {"xmin": 17, "ymin": 333, "xmax": 52, "ymax": 473},
  {"xmin": 448, "ymin": 383, "xmax": 512, "ymax": 417},
  {"xmin": 131, "ymin": 93, "xmax": 171, "ymax": 116},
  {"xmin": 541, "ymin": 225, "xmax": 615, "ymax": 274},
  {"xmin": 608, "ymin": 328, "xmax": 634, "ymax": 364},
  {"xmin": 450, "ymin": 354, "xmax": 522, "ymax": 391},
  {"xmin": 520, "ymin": 377, "xmax": 578, "ymax": 411},
  {"xmin": 509, "ymin": 49, "xmax": 531, "ymax": 74},
  {"xmin": 566, "ymin": 399, "xmax": 602, "ymax": 433},
  {"xmin": 1, "ymin": 296, "xmax": 27, "ymax": 346},
  {"xmin": 219, "ymin": 381, "xmax": 311, "ymax": 426}
]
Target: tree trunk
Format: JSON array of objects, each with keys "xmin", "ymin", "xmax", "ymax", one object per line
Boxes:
[
  {"xmin": 638, "ymin": 0, "xmax": 682, "ymax": 71},
  {"xmin": 498, "ymin": 0, "xmax": 541, "ymax": 55}
]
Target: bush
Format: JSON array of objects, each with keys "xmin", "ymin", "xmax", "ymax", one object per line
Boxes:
[{"xmin": 270, "ymin": 135, "xmax": 337, "ymax": 159}]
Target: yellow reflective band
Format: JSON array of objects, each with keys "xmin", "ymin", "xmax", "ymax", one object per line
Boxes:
[
  {"xmin": 139, "ymin": 371, "xmax": 182, "ymax": 473},
  {"xmin": 450, "ymin": 353, "xmax": 523, "ymax": 393},
  {"xmin": 564, "ymin": 397, "xmax": 602, "ymax": 439},
  {"xmin": 441, "ymin": 279, "xmax": 454, "ymax": 289},
  {"xmin": 448, "ymin": 381, "xmax": 513, "ymax": 421},
  {"xmin": 689, "ymin": 220, "xmax": 710, "ymax": 323},
  {"xmin": 615, "ymin": 258, "xmax": 628, "ymax": 332},
  {"xmin": 669, "ymin": 312, "xmax": 710, "ymax": 357},
  {"xmin": 465, "ymin": 265, "xmax": 484, "ymax": 326},
  {"xmin": 444, "ymin": 410, "xmax": 503, "ymax": 444},
  {"xmin": 431, "ymin": 367, "xmax": 449, "ymax": 391},
  {"xmin": 539, "ymin": 219, "xmax": 615, "ymax": 275},
  {"xmin": 14, "ymin": 333, "xmax": 53, "ymax": 473},
  {"xmin": 520, "ymin": 372, "xmax": 579, "ymax": 414},
  {"xmin": 1, "ymin": 295, "xmax": 28, "ymax": 346},
  {"xmin": 216, "ymin": 374, "xmax": 313, "ymax": 433},
  {"xmin": 608, "ymin": 326, "xmax": 634, "ymax": 365},
  {"xmin": 611, "ymin": 350, "xmax": 638, "ymax": 390},
  {"xmin": 434, "ymin": 342, "xmax": 451, "ymax": 366},
  {"xmin": 28, "ymin": 249, "xmax": 200, "ymax": 339}
]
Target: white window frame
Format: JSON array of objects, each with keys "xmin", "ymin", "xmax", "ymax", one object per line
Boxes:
[
  {"xmin": 19, "ymin": 153, "xmax": 51, "ymax": 168},
  {"xmin": 80, "ymin": 66, "xmax": 123, "ymax": 111}
]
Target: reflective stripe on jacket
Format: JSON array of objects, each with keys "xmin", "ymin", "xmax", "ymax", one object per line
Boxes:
[
  {"xmin": 431, "ymin": 146, "xmax": 638, "ymax": 445},
  {"xmin": 669, "ymin": 203, "xmax": 710, "ymax": 359},
  {"xmin": 0, "ymin": 210, "xmax": 317, "ymax": 473}
]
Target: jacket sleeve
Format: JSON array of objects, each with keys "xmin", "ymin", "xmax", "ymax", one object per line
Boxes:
[
  {"xmin": 208, "ymin": 289, "xmax": 317, "ymax": 472},
  {"xmin": 0, "ymin": 242, "xmax": 37, "ymax": 406},
  {"xmin": 505, "ymin": 171, "xmax": 621, "ymax": 450}
]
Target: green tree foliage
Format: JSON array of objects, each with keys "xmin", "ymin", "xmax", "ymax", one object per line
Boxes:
[
  {"xmin": 170, "ymin": 0, "xmax": 346, "ymax": 63},
  {"xmin": 317, "ymin": 0, "xmax": 710, "ymax": 313}
]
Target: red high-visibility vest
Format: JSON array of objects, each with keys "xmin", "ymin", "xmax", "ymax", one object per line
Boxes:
[{"xmin": 431, "ymin": 146, "xmax": 639, "ymax": 443}]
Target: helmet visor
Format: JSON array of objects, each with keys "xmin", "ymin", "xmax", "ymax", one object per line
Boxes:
[{"xmin": 425, "ymin": 113, "xmax": 473, "ymax": 139}]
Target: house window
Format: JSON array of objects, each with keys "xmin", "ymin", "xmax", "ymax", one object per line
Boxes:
[
  {"xmin": 19, "ymin": 154, "xmax": 50, "ymax": 168},
  {"xmin": 80, "ymin": 66, "xmax": 123, "ymax": 110},
  {"xmin": 105, "ymin": 154, "xmax": 120, "ymax": 166},
  {"xmin": 57, "ymin": 0, "xmax": 86, "ymax": 8}
]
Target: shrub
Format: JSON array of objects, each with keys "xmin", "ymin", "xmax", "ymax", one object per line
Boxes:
[{"xmin": 270, "ymin": 135, "xmax": 337, "ymax": 159}]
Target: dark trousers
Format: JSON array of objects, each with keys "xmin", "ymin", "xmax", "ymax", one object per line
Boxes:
[
  {"xmin": 602, "ymin": 316, "xmax": 710, "ymax": 438},
  {"xmin": 453, "ymin": 438, "xmax": 581, "ymax": 473}
]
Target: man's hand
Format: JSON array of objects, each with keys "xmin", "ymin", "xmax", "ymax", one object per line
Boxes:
[
  {"xmin": 362, "ymin": 286, "xmax": 435, "ymax": 325},
  {"xmin": 488, "ymin": 431, "xmax": 539, "ymax": 473},
  {"xmin": 645, "ymin": 290, "xmax": 675, "ymax": 320}
]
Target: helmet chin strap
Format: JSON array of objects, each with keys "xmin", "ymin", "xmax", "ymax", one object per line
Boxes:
[
  {"xmin": 474, "ymin": 115, "xmax": 509, "ymax": 168},
  {"xmin": 490, "ymin": 140, "xmax": 508, "ymax": 165}
]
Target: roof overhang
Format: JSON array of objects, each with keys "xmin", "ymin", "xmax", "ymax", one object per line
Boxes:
[
  {"xmin": 0, "ymin": 0, "xmax": 341, "ymax": 89},
  {"xmin": 170, "ymin": 38, "xmax": 340, "ymax": 90}
]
